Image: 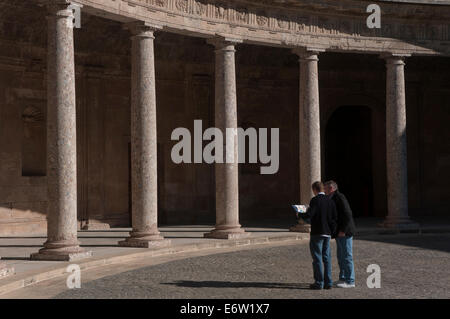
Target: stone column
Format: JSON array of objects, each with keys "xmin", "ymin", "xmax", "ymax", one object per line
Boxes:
[
  {"xmin": 290, "ymin": 49, "xmax": 322, "ymax": 233},
  {"xmin": 382, "ymin": 54, "xmax": 418, "ymax": 229},
  {"xmin": 119, "ymin": 22, "xmax": 170, "ymax": 248},
  {"xmin": 204, "ymin": 37, "xmax": 249, "ymax": 240},
  {"xmin": 31, "ymin": 2, "xmax": 91, "ymax": 261}
]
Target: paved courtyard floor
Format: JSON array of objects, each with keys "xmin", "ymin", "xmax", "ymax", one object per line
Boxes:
[{"xmin": 39, "ymin": 233, "xmax": 450, "ymax": 299}]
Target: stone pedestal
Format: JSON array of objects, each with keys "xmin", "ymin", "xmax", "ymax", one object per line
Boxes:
[
  {"xmin": 31, "ymin": 2, "xmax": 91, "ymax": 261},
  {"xmin": 0, "ymin": 262, "xmax": 14, "ymax": 279},
  {"xmin": 119, "ymin": 23, "xmax": 170, "ymax": 248},
  {"xmin": 81, "ymin": 222, "xmax": 110, "ymax": 231},
  {"xmin": 381, "ymin": 54, "xmax": 418, "ymax": 230},
  {"xmin": 204, "ymin": 38, "xmax": 249, "ymax": 240},
  {"xmin": 289, "ymin": 219, "xmax": 311, "ymax": 233}
]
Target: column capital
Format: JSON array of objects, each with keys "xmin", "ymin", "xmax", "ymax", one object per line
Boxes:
[
  {"xmin": 380, "ymin": 53, "xmax": 411, "ymax": 65},
  {"xmin": 292, "ymin": 47, "xmax": 325, "ymax": 61},
  {"xmin": 125, "ymin": 21, "xmax": 163, "ymax": 38},
  {"xmin": 40, "ymin": 0, "xmax": 82, "ymax": 13},
  {"xmin": 39, "ymin": 0, "xmax": 79, "ymax": 4},
  {"xmin": 207, "ymin": 36, "xmax": 243, "ymax": 51}
]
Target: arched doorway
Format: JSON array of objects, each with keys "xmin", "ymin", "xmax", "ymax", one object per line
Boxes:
[{"xmin": 325, "ymin": 106, "xmax": 374, "ymax": 218}]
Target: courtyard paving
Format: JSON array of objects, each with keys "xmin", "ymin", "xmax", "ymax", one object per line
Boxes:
[
  {"xmin": 1, "ymin": 218, "xmax": 450, "ymax": 298},
  {"xmin": 49, "ymin": 233, "xmax": 450, "ymax": 299}
]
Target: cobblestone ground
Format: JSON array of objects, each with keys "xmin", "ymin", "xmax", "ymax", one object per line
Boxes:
[{"xmin": 55, "ymin": 234, "xmax": 450, "ymax": 299}]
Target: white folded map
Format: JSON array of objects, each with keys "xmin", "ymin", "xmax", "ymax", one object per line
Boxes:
[{"xmin": 291, "ymin": 205, "xmax": 308, "ymax": 214}]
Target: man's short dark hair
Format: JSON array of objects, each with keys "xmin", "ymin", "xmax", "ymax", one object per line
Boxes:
[
  {"xmin": 312, "ymin": 181, "xmax": 324, "ymax": 193},
  {"xmin": 324, "ymin": 180, "xmax": 338, "ymax": 191}
]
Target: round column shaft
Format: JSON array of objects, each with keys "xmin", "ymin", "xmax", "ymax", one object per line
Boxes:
[
  {"xmin": 289, "ymin": 49, "xmax": 322, "ymax": 233},
  {"xmin": 383, "ymin": 55, "xmax": 417, "ymax": 229},
  {"xmin": 298, "ymin": 49, "xmax": 322, "ymax": 204},
  {"xmin": 31, "ymin": 2, "xmax": 91, "ymax": 261},
  {"xmin": 119, "ymin": 23, "xmax": 170, "ymax": 248},
  {"xmin": 204, "ymin": 38, "xmax": 249, "ymax": 240}
]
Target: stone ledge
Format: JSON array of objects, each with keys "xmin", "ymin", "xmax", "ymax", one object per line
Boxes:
[
  {"xmin": 204, "ymin": 231, "xmax": 251, "ymax": 240},
  {"xmin": 0, "ymin": 233, "xmax": 308, "ymax": 296}
]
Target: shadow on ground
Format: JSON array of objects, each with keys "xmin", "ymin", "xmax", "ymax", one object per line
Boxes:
[
  {"xmin": 162, "ymin": 280, "xmax": 311, "ymax": 290},
  {"xmin": 357, "ymin": 233, "xmax": 450, "ymax": 254}
]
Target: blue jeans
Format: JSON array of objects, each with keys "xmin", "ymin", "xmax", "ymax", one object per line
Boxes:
[
  {"xmin": 336, "ymin": 236, "xmax": 355, "ymax": 284},
  {"xmin": 309, "ymin": 236, "xmax": 332, "ymax": 288}
]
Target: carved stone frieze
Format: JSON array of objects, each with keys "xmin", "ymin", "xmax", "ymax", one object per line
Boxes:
[
  {"xmin": 127, "ymin": 0, "xmax": 449, "ymax": 42},
  {"xmin": 73, "ymin": 0, "xmax": 450, "ymax": 55}
]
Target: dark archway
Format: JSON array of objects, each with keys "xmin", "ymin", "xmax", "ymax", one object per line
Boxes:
[{"xmin": 325, "ymin": 106, "xmax": 374, "ymax": 218}]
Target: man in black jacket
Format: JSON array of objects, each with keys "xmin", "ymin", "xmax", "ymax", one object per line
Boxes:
[
  {"xmin": 325, "ymin": 180, "xmax": 356, "ymax": 288},
  {"xmin": 305, "ymin": 181, "xmax": 338, "ymax": 290}
]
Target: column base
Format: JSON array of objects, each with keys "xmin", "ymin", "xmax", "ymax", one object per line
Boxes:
[
  {"xmin": 379, "ymin": 216, "xmax": 420, "ymax": 231},
  {"xmin": 30, "ymin": 250, "xmax": 92, "ymax": 262},
  {"xmin": 118, "ymin": 238, "xmax": 171, "ymax": 248},
  {"xmin": 289, "ymin": 223, "xmax": 311, "ymax": 233},
  {"xmin": 204, "ymin": 226, "xmax": 250, "ymax": 240},
  {"xmin": 118, "ymin": 230, "xmax": 171, "ymax": 248},
  {"xmin": 290, "ymin": 218, "xmax": 311, "ymax": 233},
  {"xmin": 30, "ymin": 241, "xmax": 92, "ymax": 261},
  {"xmin": 81, "ymin": 222, "xmax": 110, "ymax": 231},
  {"xmin": 0, "ymin": 262, "xmax": 14, "ymax": 279}
]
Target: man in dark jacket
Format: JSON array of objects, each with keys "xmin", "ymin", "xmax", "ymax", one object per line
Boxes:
[
  {"xmin": 305, "ymin": 181, "xmax": 338, "ymax": 290},
  {"xmin": 325, "ymin": 180, "xmax": 356, "ymax": 288}
]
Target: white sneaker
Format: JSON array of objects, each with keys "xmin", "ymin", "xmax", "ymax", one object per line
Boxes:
[
  {"xmin": 334, "ymin": 280, "xmax": 345, "ymax": 286},
  {"xmin": 336, "ymin": 282, "xmax": 356, "ymax": 288}
]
